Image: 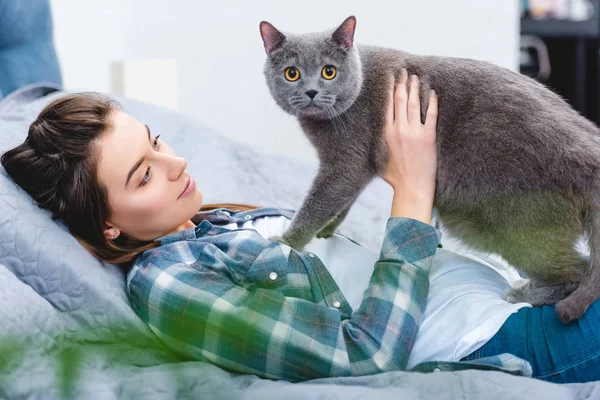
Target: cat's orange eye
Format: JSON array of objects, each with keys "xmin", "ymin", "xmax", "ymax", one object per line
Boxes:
[
  {"xmin": 321, "ymin": 65, "xmax": 337, "ymax": 80},
  {"xmin": 284, "ymin": 67, "xmax": 301, "ymax": 82}
]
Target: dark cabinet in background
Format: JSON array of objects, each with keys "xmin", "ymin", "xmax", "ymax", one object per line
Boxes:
[{"xmin": 521, "ymin": 0, "xmax": 600, "ymax": 125}]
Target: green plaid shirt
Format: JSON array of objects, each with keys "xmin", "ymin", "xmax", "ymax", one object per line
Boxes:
[{"xmin": 127, "ymin": 207, "xmax": 532, "ymax": 382}]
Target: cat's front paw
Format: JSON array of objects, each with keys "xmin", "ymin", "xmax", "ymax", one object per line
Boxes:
[
  {"xmin": 269, "ymin": 235, "xmax": 306, "ymax": 250},
  {"xmin": 276, "ymin": 234, "xmax": 309, "ymax": 251},
  {"xmin": 316, "ymin": 225, "xmax": 336, "ymax": 239},
  {"xmin": 269, "ymin": 235, "xmax": 289, "ymax": 246}
]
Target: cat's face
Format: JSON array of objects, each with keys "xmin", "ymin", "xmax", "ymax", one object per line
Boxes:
[{"xmin": 260, "ymin": 17, "xmax": 363, "ymax": 119}]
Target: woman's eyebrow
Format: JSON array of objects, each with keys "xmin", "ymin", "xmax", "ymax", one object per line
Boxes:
[{"xmin": 125, "ymin": 125, "xmax": 152, "ymax": 188}]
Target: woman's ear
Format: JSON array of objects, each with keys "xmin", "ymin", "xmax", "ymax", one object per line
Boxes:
[{"xmin": 104, "ymin": 224, "xmax": 121, "ymax": 241}]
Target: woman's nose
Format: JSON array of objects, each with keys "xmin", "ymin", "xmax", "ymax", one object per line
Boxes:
[{"xmin": 167, "ymin": 155, "xmax": 187, "ymax": 181}]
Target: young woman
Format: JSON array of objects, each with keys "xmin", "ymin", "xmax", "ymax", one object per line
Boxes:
[{"xmin": 2, "ymin": 72, "xmax": 599, "ymax": 383}]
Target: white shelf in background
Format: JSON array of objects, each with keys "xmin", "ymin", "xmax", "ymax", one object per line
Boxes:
[{"xmin": 110, "ymin": 59, "xmax": 178, "ymax": 110}]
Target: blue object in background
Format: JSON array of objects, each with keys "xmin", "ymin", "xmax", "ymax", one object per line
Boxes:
[{"xmin": 0, "ymin": 0, "xmax": 62, "ymax": 99}]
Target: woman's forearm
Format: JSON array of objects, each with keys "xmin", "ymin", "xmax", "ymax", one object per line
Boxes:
[{"xmin": 389, "ymin": 189, "xmax": 433, "ymax": 225}]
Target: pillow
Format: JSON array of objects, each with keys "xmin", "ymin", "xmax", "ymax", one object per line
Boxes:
[{"xmin": 0, "ymin": 0, "xmax": 62, "ymax": 99}]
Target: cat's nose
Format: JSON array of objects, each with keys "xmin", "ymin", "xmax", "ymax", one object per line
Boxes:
[{"xmin": 305, "ymin": 90, "xmax": 318, "ymax": 99}]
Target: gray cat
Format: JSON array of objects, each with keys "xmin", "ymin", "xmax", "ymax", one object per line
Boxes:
[{"xmin": 259, "ymin": 16, "xmax": 600, "ymax": 323}]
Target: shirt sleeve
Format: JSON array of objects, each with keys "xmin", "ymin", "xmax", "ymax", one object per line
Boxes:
[{"xmin": 128, "ymin": 217, "xmax": 439, "ymax": 382}]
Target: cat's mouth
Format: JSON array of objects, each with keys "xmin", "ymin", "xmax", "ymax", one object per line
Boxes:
[
  {"xmin": 303, "ymin": 100, "xmax": 328, "ymax": 110},
  {"xmin": 297, "ymin": 103, "xmax": 326, "ymax": 117}
]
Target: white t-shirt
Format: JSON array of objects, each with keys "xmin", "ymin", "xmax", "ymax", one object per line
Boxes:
[{"xmin": 222, "ymin": 215, "xmax": 531, "ymax": 369}]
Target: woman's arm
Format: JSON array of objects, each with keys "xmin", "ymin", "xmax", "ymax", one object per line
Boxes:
[
  {"xmin": 128, "ymin": 218, "xmax": 438, "ymax": 382},
  {"xmin": 382, "ymin": 70, "xmax": 438, "ymax": 224}
]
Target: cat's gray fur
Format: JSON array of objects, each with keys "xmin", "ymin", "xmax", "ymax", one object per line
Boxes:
[{"xmin": 260, "ymin": 16, "xmax": 600, "ymax": 323}]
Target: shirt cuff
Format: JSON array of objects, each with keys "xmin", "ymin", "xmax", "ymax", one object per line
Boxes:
[{"xmin": 380, "ymin": 217, "xmax": 441, "ymax": 262}]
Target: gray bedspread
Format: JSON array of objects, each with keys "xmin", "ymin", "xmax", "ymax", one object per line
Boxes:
[{"xmin": 0, "ymin": 85, "xmax": 598, "ymax": 399}]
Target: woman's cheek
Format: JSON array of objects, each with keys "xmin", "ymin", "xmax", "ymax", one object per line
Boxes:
[
  {"xmin": 147, "ymin": 195, "xmax": 171, "ymax": 215},
  {"xmin": 128, "ymin": 192, "xmax": 168, "ymax": 217}
]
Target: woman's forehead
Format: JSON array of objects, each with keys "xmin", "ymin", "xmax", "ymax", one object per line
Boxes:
[{"xmin": 95, "ymin": 111, "xmax": 148, "ymax": 188}]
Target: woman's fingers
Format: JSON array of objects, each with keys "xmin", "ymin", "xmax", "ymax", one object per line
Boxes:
[
  {"xmin": 408, "ymin": 74, "xmax": 421, "ymax": 125},
  {"xmin": 385, "ymin": 76, "xmax": 395, "ymax": 130},
  {"xmin": 425, "ymin": 90, "xmax": 438, "ymax": 134},
  {"xmin": 388, "ymin": 71, "xmax": 437, "ymax": 138},
  {"xmin": 395, "ymin": 69, "xmax": 409, "ymax": 126}
]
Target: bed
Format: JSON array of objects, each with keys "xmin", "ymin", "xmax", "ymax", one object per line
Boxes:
[{"xmin": 0, "ymin": 85, "xmax": 598, "ymax": 399}]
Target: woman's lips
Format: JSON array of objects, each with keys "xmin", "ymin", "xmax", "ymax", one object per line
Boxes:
[{"xmin": 179, "ymin": 176, "xmax": 196, "ymax": 199}]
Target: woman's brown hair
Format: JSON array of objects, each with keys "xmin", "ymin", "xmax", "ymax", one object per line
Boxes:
[{"xmin": 1, "ymin": 92, "xmax": 259, "ymax": 270}]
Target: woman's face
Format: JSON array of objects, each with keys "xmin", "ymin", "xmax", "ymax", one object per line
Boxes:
[{"xmin": 96, "ymin": 110, "xmax": 203, "ymax": 241}]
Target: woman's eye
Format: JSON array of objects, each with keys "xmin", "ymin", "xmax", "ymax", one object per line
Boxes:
[
  {"xmin": 153, "ymin": 134, "xmax": 161, "ymax": 150},
  {"xmin": 140, "ymin": 167, "xmax": 152, "ymax": 186},
  {"xmin": 321, "ymin": 65, "xmax": 337, "ymax": 80},
  {"xmin": 284, "ymin": 67, "xmax": 300, "ymax": 82}
]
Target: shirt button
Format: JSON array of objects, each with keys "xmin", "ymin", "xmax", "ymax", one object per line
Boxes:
[
  {"xmin": 244, "ymin": 215, "xmax": 252, "ymax": 220},
  {"xmin": 308, "ymin": 253, "xmax": 315, "ymax": 258},
  {"xmin": 332, "ymin": 301, "xmax": 341, "ymax": 308},
  {"xmin": 433, "ymin": 368, "xmax": 441, "ymax": 372},
  {"xmin": 269, "ymin": 272, "xmax": 278, "ymax": 281}
]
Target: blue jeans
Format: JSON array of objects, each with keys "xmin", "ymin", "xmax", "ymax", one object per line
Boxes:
[{"xmin": 462, "ymin": 300, "xmax": 600, "ymax": 383}]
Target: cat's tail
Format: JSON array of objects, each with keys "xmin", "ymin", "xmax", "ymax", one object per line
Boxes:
[{"xmin": 555, "ymin": 186, "xmax": 600, "ymax": 323}]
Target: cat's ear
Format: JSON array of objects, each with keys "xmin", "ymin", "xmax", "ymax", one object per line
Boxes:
[
  {"xmin": 332, "ymin": 16, "xmax": 356, "ymax": 50},
  {"xmin": 260, "ymin": 21, "xmax": 286, "ymax": 55}
]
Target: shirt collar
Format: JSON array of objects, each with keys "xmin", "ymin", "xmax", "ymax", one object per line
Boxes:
[
  {"xmin": 154, "ymin": 207, "xmax": 295, "ymax": 245},
  {"xmin": 154, "ymin": 219, "xmax": 213, "ymax": 245}
]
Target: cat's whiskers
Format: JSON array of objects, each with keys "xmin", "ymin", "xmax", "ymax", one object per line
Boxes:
[
  {"xmin": 327, "ymin": 105, "xmax": 353, "ymax": 138},
  {"xmin": 324, "ymin": 106, "xmax": 337, "ymax": 131},
  {"xmin": 325, "ymin": 105, "xmax": 346, "ymax": 138},
  {"xmin": 288, "ymin": 93, "xmax": 306, "ymax": 110}
]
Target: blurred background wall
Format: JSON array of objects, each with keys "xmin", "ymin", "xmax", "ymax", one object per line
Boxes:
[{"xmin": 50, "ymin": 0, "xmax": 519, "ymax": 163}]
